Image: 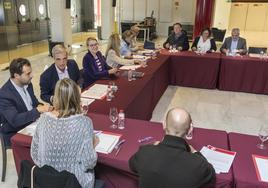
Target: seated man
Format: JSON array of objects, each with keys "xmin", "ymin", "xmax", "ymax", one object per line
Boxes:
[
  {"xmin": 0, "ymin": 58, "xmax": 50, "ymax": 145},
  {"xmin": 129, "ymin": 108, "xmax": 215, "ymax": 188},
  {"xmin": 130, "ymin": 25, "xmax": 143, "ymax": 52},
  {"xmin": 220, "ymin": 28, "xmax": 247, "ymax": 55},
  {"xmin": 40, "ymin": 44, "xmax": 80, "ymax": 104},
  {"xmin": 163, "ymin": 23, "xmax": 189, "ymax": 51}
]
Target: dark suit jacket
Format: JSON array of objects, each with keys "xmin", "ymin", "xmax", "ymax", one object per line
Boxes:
[
  {"xmin": 191, "ymin": 36, "xmax": 217, "ymax": 52},
  {"xmin": 0, "ymin": 80, "xmax": 40, "ymax": 136},
  {"xmin": 163, "ymin": 32, "xmax": 189, "ymax": 51},
  {"xmin": 220, "ymin": 37, "xmax": 247, "ymax": 55},
  {"xmin": 82, "ymin": 51, "xmax": 110, "ymax": 89},
  {"xmin": 129, "ymin": 135, "xmax": 215, "ymax": 188},
  {"xmin": 40, "ymin": 59, "xmax": 80, "ymax": 103}
]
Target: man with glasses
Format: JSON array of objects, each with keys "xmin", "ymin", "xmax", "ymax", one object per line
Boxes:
[
  {"xmin": 129, "ymin": 108, "xmax": 215, "ymax": 188},
  {"xmin": 220, "ymin": 28, "xmax": 247, "ymax": 55},
  {"xmin": 40, "ymin": 44, "xmax": 80, "ymax": 104},
  {"xmin": 0, "ymin": 58, "xmax": 51, "ymax": 145}
]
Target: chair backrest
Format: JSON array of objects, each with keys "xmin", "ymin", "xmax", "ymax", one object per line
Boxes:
[
  {"xmin": 211, "ymin": 28, "xmax": 226, "ymax": 42},
  {"xmin": 248, "ymin": 47, "xmax": 267, "ymax": 54}
]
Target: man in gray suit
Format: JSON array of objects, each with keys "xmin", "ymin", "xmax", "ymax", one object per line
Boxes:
[{"xmin": 220, "ymin": 28, "xmax": 247, "ymax": 55}]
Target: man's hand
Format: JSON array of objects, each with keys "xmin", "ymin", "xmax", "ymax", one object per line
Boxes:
[
  {"xmin": 192, "ymin": 47, "xmax": 197, "ymax": 51},
  {"xmin": 37, "ymin": 104, "xmax": 52, "ymax": 113},
  {"xmin": 178, "ymin": 46, "xmax": 183, "ymax": 51}
]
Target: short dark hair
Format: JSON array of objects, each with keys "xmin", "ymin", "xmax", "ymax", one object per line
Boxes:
[
  {"xmin": 9, "ymin": 58, "xmax": 31, "ymax": 78},
  {"xmin": 201, "ymin": 28, "xmax": 211, "ymax": 37},
  {"xmin": 173, "ymin": 23, "xmax": 182, "ymax": 28}
]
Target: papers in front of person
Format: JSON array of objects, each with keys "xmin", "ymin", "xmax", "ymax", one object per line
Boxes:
[
  {"xmin": 80, "ymin": 97, "xmax": 95, "ymax": 106},
  {"xmin": 18, "ymin": 122, "xmax": 37, "ymax": 136},
  {"xmin": 138, "ymin": 49, "xmax": 154, "ymax": 55},
  {"xmin": 95, "ymin": 131, "xmax": 122, "ymax": 154},
  {"xmin": 200, "ymin": 145, "xmax": 236, "ymax": 174},
  {"xmin": 133, "ymin": 55, "xmax": 150, "ymax": 61},
  {"xmin": 119, "ymin": 65, "xmax": 141, "ymax": 70},
  {"xmin": 81, "ymin": 84, "xmax": 108, "ymax": 100},
  {"xmin": 252, "ymin": 154, "xmax": 268, "ymax": 182},
  {"xmin": 249, "ymin": 53, "xmax": 261, "ymax": 58}
]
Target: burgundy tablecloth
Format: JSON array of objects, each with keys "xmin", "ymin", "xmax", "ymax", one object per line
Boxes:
[
  {"xmin": 219, "ymin": 55, "xmax": 268, "ymax": 94},
  {"xmin": 87, "ymin": 55, "xmax": 170, "ymax": 121},
  {"xmin": 11, "ymin": 113, "xmax": 232, "ymax": 188},
  {"xmin": 229, "ymin": 132, "xmax": 268, "ymax": 188},
  {"xmin": 160, "ymin": 50, "xmax": 221, "ymax": 89}
]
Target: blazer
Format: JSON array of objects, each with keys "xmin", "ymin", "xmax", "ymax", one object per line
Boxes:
[
  {"xmin": 220, "ymin": 37, "xmax": 247, "ymax": 54},
  {"xmin": 40, "ymin": 59, "xmax": 80, "ymax": 103},
  {"xmin": 82, "ymin": 51, "xmax": 110, "ymax": 89},
  {"xmin": 191, "ymin": 36, "xmax": 217, "ymax": 52},
  {"xmin": 18, "ymin": 160, "xmax": 82, "ymax": 188},
  {"xmin": 0, "ymin": 80, "xmax": 40, "ymax": 136},
  {"xmin": 163, "ymin": 32, "xmax": 189, "ymax": 51},
  {"xmin": 129, "ymin": 135, "xmax": 215, "ymax": 188}
]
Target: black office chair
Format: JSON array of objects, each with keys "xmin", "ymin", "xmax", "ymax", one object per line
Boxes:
[
  {"xmin": 0, "ymin": 131, "xmax": 11, "ymax": 182},
  {"xmin": 248, "ymin": 47, "xmax": 267, "ymax": 54},
  {"xmin": 211, "ymin": 28, "xmax": 226, "ymax": 42}
]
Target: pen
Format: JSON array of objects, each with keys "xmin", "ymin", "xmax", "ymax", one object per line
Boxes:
[
  {"xmin": 115, "ymin": 146, "xmax": 122, "ymax": 156},
  {"xmin": 138, "ymin": 136, "xmax": 153, "ymax": 143}
]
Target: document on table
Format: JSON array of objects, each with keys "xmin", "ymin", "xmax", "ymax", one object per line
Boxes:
[
  {"xmin": 249, "ymin": 53, "xmax": 261, "ymax": 58},
  {"xmin": 95, "ymin": 131, "xmax": 122, "ymax": 154},
  {"xmin": 138, "ymin": 50, "xmax": 154, "ymax": 55},
  {"xmin": 133, "ymin": 55, "xmax": 150, "ymax": 61},
  {"xmin": 200, "ymin": 145, "xmax": 236, "ymax": 174},
  {"xmin": 81, "ymin": 84, "xmax": 108, "ymax": 99},
  {"xmin": 119, "ymin": 65, "xmax": 141, "ymax": 70},
  {"xmin": 252, "ymin": 154, "xmax": 268, "ymax": 182},
  {"xmin": 18, "ymin": 122, "xmax": 37, "ymax": 136},
  {"xmin": 80, "ymin": 98, "xmax": 95, "ymax": 106}
]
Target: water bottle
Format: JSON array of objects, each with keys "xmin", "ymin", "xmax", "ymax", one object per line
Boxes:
[
  {"xmin": 118, "ymin": 110, "xmax": 125, "ymax": 129},
  {"xmin": 106, "ymin": 86, "xmax": 112, "ymax": 101}
]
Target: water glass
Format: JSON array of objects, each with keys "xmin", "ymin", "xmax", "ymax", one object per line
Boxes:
[
  {"xmin": 106, "ymin": 86, "xmax": 113, "ymax": 101},
  {"xmin": 80, "ymin": 102, "xmax": 89, "ymax": 115},
  {"xmin": 257, "ymin": 125, "xmax": 268, "ymax": 149},
  {"xmin": 109, "ymin": 107, "xmax": 118, "ymax": 129},
  {"xmin": 128, "ymin": 70, "xmax": 133, "ymax": 81}
]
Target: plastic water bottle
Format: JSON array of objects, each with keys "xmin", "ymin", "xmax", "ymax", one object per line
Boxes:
[{"xmin": 118, "ymin": 110, "xmax": 125, "ymax": 129}]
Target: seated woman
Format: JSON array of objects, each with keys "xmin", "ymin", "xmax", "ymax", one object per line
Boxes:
[
  {"xmin": 31, "ymin": 78, "xmax": 98, "ymax": 188},
  {"xmin": 106, "ymin": 33, "xmax": 141, "ymax": 68},
  {"xmin": 120, "ymin": 30, "xmax": 134, "ymax": 57},
  {"xmin": 82, "ymin": 37, "xmax": 118, "ymax": 88},
  {"xmin": 191, "ymin": 28, "xmax": 217, "ymax": 53}
]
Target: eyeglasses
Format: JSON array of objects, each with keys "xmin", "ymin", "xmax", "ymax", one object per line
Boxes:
[{"xmin": 89, "ymin": 43, "xmax": 98, "ymax": 47}]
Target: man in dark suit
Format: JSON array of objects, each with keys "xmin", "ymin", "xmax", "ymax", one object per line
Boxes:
[
  {"xmin": 220, "ymin": 28, "xmax": 247, "ymax": 55},
  {"xmin": 129, "ymin": 108, "xmax": 215, "ymax": 188},
  {"xmin": 0, "ymin": 58, "xmax": 50, "ymax": 145},
  {"xmin": 40, "ymin": 45, "xmax": 80, "ymax": 104},
  {"xmin": 163, "ymin": 23, "xmax": 189, "ymax": 51}
]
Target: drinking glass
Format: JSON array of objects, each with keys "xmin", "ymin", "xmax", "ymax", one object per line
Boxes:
[
  {"xmin": 257, "ymin": 125, "xmax": 268, "ymax": 149},
  {"xmin": 109, "ymin": 107, "xmax": 118, "ymax": 129},
  {"xmin": 128, "ymin": 70, "xmax": 133, "ymax": 81},
  {"xmin": 80, "ymin": 101, "xmax": 89, "ymax": 115}
]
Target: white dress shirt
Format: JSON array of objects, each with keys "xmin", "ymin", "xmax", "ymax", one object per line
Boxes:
[
  {"xmin": 197, "ymin": 36, "xmax": 211, "ymax": 53},
  {"xmin": 55, "ymin": 65, "xmax": 69, "ymax": 80},
  {"xmin": 10, "ymin": 79, "xmax": 33, "ymax": 111}
]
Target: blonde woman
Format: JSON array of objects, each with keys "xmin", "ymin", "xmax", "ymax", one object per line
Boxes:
[
  {"xmin": 106, "ymin": 33, "xmax": 141, "ymax": 68},
  {"xmin": 31, "ymin": 78, "xmax": 98, "ymax": 188}
]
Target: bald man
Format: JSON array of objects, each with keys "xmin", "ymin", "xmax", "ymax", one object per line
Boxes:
[
  {"xmin": 129, "ymin": 108, "xmax": 215, "ymax": 188},
  {"xmin": 130, "ymin": 25, "xmax": 143, "ymax": 52}
]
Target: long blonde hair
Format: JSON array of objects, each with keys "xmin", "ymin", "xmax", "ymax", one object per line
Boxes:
[
  {"xmin": 105, "ymin": 33, "xmax": 121, "ymax": 57},
  {"xmin": 53, "ymin": 78, "xmax": 81, "ymax": 118}
]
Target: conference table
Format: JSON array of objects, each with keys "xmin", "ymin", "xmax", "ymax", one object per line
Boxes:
[
  {"xmin": 219, "ymin": 55, "xmax": 268, "ymax": 94},
  {"xmin": 11, "ymin": 113, "xmax": 233, "ymax": 188},
  {"xmin": 160, "ymin": 50, "xmax": 221, "ymax": 89},
  {"xmin": 229, "ymin": 133, "xmax": 268, "ymax": 188}
]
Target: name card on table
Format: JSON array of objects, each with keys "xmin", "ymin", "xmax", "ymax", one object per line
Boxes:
[
  {"xmin": 252, "ymin": 154, "xmax": 268, "ymax": 183},
  {"xmin": 19, "ymin": 122, "xmax": 37, "ymax": 136},
  {"xmin": 133, "ymin": 55, "xmax": 150, "ymax": 61},
  {"xmin": 119, "ymin": 65, "xmax": 141, "ymax": 70},
  {"xmin": 81, "ymin": 84, "xmax": 108, "ymax": 100},
  {"xmin": 95, "ymin": 131, "xmax": 122, "ymax": 154},
  {"xmin": 200, "ymin": 145, "xmax": 236, "ymax": 174}
]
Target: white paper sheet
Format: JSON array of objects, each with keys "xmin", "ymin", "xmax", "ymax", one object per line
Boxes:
[
  {"xmin": 18, "ymin": 122, "xmax": 37, "ymax": 136},
  {"xmin": 95, "ymin": 132, "xmax": 121, "ymax": 154},
  {"xmin": 80, "ymin": 98, "xmax": 95, "ymax": 106},
  {"xmin": 119, "ymin": 65, "xmax": 141, "ymax": 70},
  {"xmin": 81, "ymin": 84, "xmax": 108, "ymax": 99},
  {"xmin": 200, "ymin": 146, "xmax": 236, "ymax": 174},
  {"xmin": 132, "ymin": 55, "xmax": 150, "ymax": 61},
  {"xmin": 138, "ymin": 50, "xmax": 154, "ymax": 54},
  {"xmin": 253, "ymin": 155, "xmax": 268, "ymax": 182}
]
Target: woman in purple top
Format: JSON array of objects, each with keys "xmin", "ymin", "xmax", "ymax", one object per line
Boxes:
[{"xmin": 82, "ymin": 37, "xmax": 118, "ymax": 89}]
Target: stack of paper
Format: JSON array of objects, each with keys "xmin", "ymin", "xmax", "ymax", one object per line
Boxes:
[
  {"xmin": 19, "ymin": 122, "xmax": 37, "ymax": 136},
  {"xmin": 95, "ymin": 131, "xmax": 122, "ymax": 154},
  {"xmin": 252, "ymin": 154, "xmax": 268, "ymax": 182},
  {"xmin": 138, "ymin": 50, "xmax": 154, "ymax": 55},
  {"xmin": 200, "ymin": 145, "xmax": 236, "ymax": 174},
  {"xmin": 119, "ymin": 65, "xmax": 141, "ymax": 70},
  {"xmin": 81, "ymin": 84, "xmax": 108, "ymax": 100},
  {"xmin": 81, "ymin": 98, "xmax": 95, "ymax": 106}
]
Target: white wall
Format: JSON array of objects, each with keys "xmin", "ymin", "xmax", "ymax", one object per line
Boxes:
[
  {"xmin": 101, "ymin": 0, "xmax": 114, "ymax": 40},
  {"xmin": 119, "ymin": 0, "xmax": 196, "ymax": 36},
  {"xmin": 213, "ymin": 0, "xmax": 231, "ymax": 29}
]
